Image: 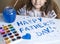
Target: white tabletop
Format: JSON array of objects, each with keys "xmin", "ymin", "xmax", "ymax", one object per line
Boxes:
[{"xmin": 0, "ymin": 13, "xmax": 60, "ymax": 44}]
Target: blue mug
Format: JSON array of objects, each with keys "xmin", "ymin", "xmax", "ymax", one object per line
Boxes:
[{"xmin": 3, "ymin": 6, "xmax": 16, "ymax": 23}]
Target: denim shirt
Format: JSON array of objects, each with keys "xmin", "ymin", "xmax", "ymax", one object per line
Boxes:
[{"xmin": 17, "ymin": 6, "xmax": 57, "ymax": 18}]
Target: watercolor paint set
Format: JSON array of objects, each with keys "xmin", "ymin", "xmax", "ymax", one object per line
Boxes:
[{"xmin": 0, "ymin": 24, "xmax": 22, "ymax": 44}]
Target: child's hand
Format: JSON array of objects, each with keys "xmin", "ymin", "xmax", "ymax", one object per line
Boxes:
[
  {"xmin": 48, "ymin": 10, "xmax": 57, "ymax": 18},
  {"xmin": 17, "ymin": 5, "xmax": 26, "ymax": 15}
]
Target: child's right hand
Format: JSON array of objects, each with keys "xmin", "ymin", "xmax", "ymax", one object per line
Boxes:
[{"xmin": 17, "ymin": 5, "xmax": 26, "ymax": 15}]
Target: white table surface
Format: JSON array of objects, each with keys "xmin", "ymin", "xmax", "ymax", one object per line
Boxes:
[{"xmin": 0, "ymin": 13, "xmax": 60, "ymax": 44}]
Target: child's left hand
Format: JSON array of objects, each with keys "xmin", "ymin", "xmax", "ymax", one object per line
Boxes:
[{"xmin": 48, "ymin": 10, "xmax": 57, "ymax": 18}]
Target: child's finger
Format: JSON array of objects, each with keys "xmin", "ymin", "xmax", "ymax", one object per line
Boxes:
[{"xmin": 17, "ymin": 10, "xmax": 21, "ymax": 15}]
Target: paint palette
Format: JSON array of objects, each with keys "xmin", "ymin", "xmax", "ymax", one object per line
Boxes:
[{"xmin": 0, "ymin": 24, "xmax": 21, "ymax": 44}]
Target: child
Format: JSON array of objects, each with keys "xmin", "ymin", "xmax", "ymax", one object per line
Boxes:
[{"xmin": 17, "ymin": 0, "xmax": 60, "ymax": 19}]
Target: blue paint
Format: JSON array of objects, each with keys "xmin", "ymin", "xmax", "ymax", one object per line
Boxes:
[
  {"xmin": 11, "ymin": 28, "xmax": 15, "ymax": 31},
  {"xmin": 0, "ymin": 27, "xmax": 2, "ymax": 29},
  {"xmin": 29, "ymin": 26, "xmax": 34, "ymax": 29},
  {"xmin": 22, "ymin": 33, "xmax": 31, "ymax": 39},
  {"xmin": 12, "ymin": 30, "xmax": 16, "ymax": 33},
  {"xmin": 3, "ymin": 7, "xmax": 16, "ymax": 23},
  {"xmin": 36, "ymin": 28, "xmax": 54, "ymax": 36},
  {"xmin": 13, "ymin": 31, "xmax": 17, "ymax": 33},
  {"xmin": 12, "ymin": 38, "xmax": 16, "ymax": 41},
  {"xmin": 19, "ymin": 24, "xmax": 44, "ymax": 33},
  {"xmin": 3, "ymin": 34, "xmax": 7, "ymax": 37},
  {"xmin": 20, "ymin": 27, "xmax": 31, "ymax": 33},
  {"xmin": 23, "ymin": 21, "xmax": 29, "ymax": 25},
  {"xmin": 48, "ymin": 26, "xmax": 52, "ymax": 29},
  {"xmin": 47, "ymin": 20, "xmax": 55, "ymax": 25},
  {"xmin": 53, "ymin": 27, "xmax": 56, "ymax": 29},
  {"xmin": 25, "ymin": 27, "xmax": 30, "ymax": 31},
  {"xmin": 33, "ymin": 24, "xmax": 40, "ymax": 29},
  {"xmin": 33, "ymin": 24, "xmax": 44, "ymax": 29},
  {"xmin": 42, "ymin": 28, "xmax": 50, "ymax": 35},
  {"xmin": 43, "ymin": 23, "xmax": 49, "ymax": 26},
  {"xmin": 36, "ymin": 32, "xmax": 42, "ymax": 36},
  {"xmin": 38, "ymin": 18, "xmax": 42, "ymax": 22},
  {"xmin": 17, "ymin": 20, "xmax": 29, "ymax": 26},
  {"xmin": 32, "ymin": 18, "xmax": 37, "ymax": 23},
  {"xmin": 27, "ymin": 20, "xmax": 33, "ymax": 24},
  {"xmin": 17, "ymin": 18, "xmax": 42, "ymax": 27},
  {"xmin": 8, "ymin": 33, "xmax": 12, "ymax": 35},
  {"xmin": 17, "ymin": 21, "xmax": 23, "ymax": 26},
  {"xmin": 20, "ymin": 28, "xmax": 24, "ymax": 33}
]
